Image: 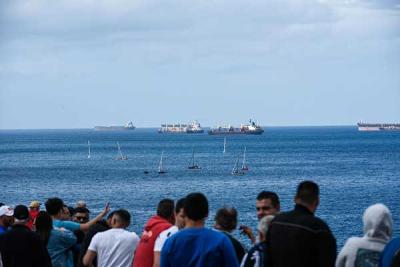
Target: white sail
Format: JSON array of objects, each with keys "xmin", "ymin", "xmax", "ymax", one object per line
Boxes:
[
  {"xmin": 87, "ymin": 141, "xmax": 91, "ymax": 159},
  {"xmin": 223, "ymin": 137, "xmax": 226, "ymax": 154},
  {"xmin": 116, "ymin": 142, "xmax": 127, "ymax": 160},
  {"xmin": 232, "ymin": 156, "xmax": 240, "ymax": 174},
  {"xmin": 159, "ymin": 151, "xmax": 165, "ymax": 173},
  {"xmin": 241, "ymin": 146, "xmax": 247, "ymax": 170}
]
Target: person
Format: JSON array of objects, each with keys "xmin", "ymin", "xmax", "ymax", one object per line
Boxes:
[
  {"xmin": 240, "ymin": 215, "xmax": 274, "ymax": 267},
  {"xmin": 0, "ymin": 206, "xmax": 14, "ymax": 234},
  {"xmin": 266, "ymin": 180, "xmax": 337, "ymax": 267},
  {"xmin": 241, "ymin": 191, "xmax": 280, "ymax": 244},
  {"xmin": 133, "ymin": 199, "xmax": 175, "ymax": 267},
  {"xmin": 83, "ymin": 209, "xmax": 140, "ymax": 267},
  {"xmin": 27, "ymin": 200, "xmax": 41, "ymax": 230},
  {"xmin": 45, "ymin": 197, "xmax": 109, "ymax": 232},
  {"xmin": 153, "ymin": 198, "xmax": 186, "ymax": 267},
  {"xmin": 35, "ymin": 210, "xmax": 77, "ymax": 267},
  {"xmin": 336, "ymin": 203, "xmax": 392, "ymax": 267},
  {"xmin": 380, "ymin": 237, "xmax": 400, "ymax": 267},
  {"xmin": 0, "ymin": 205, "xmax": 51, "ymax": 267},
  {"xmin": 76, "ymin": 201, "xmax": 87, "ymax": 208},
  {"xmin": 160, "ymin": 192, "xmax": 239, "ymax": 267},
  {"xmin": 77, "ymin": 211, "xmax": 115, "ymax": 267},
  {"xmin": 71, "ymin": 207, "xmax": 91, "ymax": 266},
  {"xmin": 214, "ymin": 206, "xmax": 247, "ymax": 263},
  {"xmin": 72, "ymin": 207, "xmax": 90, "ymax": 224}
]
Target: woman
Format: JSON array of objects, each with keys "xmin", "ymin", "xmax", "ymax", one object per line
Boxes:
[{"xmin": 36, "ymin": 211, "xmax": 77, "ymax": 267}]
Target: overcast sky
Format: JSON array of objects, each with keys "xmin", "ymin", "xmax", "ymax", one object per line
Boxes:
[{"xmin": 1, "ymin": 0, "xmax": 399, "ymax": 129}]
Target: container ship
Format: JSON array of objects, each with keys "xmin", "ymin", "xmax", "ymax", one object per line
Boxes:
[
  {"xmin": 357, "ymin": 122, "xmax": 400, "ymax": 131},
  {"xmin": 158, "ymin": 121, "xmax": 204, "ymax": 134},
  {"xmin": 94, "ymin": 122, "xmax": 135, "ymax": 131},
  {"xmin": 208, "ymin": 120, "xmax": 264, "ymax": 135}
]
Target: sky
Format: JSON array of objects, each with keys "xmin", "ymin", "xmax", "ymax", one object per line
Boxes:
[{"xmin": 0, "ymin": 0, "xmax": 399, "ymax": 129}]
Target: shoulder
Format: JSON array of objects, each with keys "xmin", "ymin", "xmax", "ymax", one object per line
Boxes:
[{"xmin": 54, "ymin": 220, "xmax": 80, "ymax": 231}]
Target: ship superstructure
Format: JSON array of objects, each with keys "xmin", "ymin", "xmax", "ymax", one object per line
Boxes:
[
  {"xmin": 94, "ymin": 122, "xmax": 135, "ymax": 131},
  {"xmin": 158, "ymin": 121, "xmax": 204, "ymax": 134},
  {"xmin": 208, "ymin": 119, "xmax": 264, "ymax": 135},
  {"xmin": 357, "ymin": 122, "xmax": 400, "ymax": 131}
]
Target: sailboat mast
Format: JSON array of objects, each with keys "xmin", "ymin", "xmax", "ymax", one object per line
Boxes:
[
  {"xmin": 223, "ymin": 137, "xmax": 226, "ymax": 153},
  {"xmin": 88, "ymin": 141, "xmax": 91, "ymax": 158},
  {"xmin": 159, "ymin": 151, "xmax": 164, "ymax": 172},
  {"xmin": 242, "ymin": 146, "xmax": 246, "ymax": 167},
  {"xmin": 117, "ymin": 142, "xmax": 123, "ymax": 158}
]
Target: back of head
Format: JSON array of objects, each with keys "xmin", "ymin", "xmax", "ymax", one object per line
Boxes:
[
  {"xmin": 45, "ymin": 198, "xmax": 64, "ymax": 216},
  {"xmin": 157, "ymin": 199, "xmax": 174, "ymax": 220},
  {"xmin": 112, "ymin": 209, "xmax": 131, "ymax": 228},
  {"xmin": 363, "ymin": 203, "xmax": 392, "ymax": 241},
  {"xmin": 184, "ymin": 192, "xmax": 208, "ymax": 221},
  {"xmin": 214, "ymin": 206, "xmax": 237, "ymax": 232},
  {"xmin": 14, "ymin": 205, "xmax": 30, "ymax": 223},
  {"xmin": 35, "ymin": 211, "xmax": 53, "ymax": 246},
  {"xmin": 257, "ymin": 191, "xmax": 280, "ymax": 208},
  {"xmin": 175, "ymin": 198, "xmax": 186, "ymax": 214},
  {"xmin": 295, "ymin": 181, "xmax": 319, "ymax": 206}
]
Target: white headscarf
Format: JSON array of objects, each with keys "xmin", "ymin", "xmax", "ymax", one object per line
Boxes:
[{"xmin": 362, "ymin": 203, "xmax": 392, "ymax": 241}]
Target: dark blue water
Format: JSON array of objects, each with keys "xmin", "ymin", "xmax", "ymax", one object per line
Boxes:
[{"xmin": 1, "ymin": 127, "xmax": 399, "ymax": 249}]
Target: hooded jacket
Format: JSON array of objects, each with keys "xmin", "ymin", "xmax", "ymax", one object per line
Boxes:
[
  {"xmin": 133, "ymin": 215, "xmax": 172, "ymax": 267},
  {"xmin": 336, "ymin": 203, "xmax": 393, "ymax": 267}
]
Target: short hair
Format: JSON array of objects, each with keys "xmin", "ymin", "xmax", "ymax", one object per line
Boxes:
[
  {"xmin": 45, "ymin": 198, "xmax": 64, "ymax": 216},
  {"xmin": 256, "ymin": 191, "xmax": 280, "ymax": 208},
  {"xmin": 107, "ymin": 211, "xmax": 115, "ymax": 220},
  {"xmin": 157, "ymin": 199, "xmax": 174, "ymax": 219},
  {"xmin": 113, "ymin": 209, "xmax": 131, "ymax": 225},
  {"xmin": 175, "ymin": 198, "xmax": 186, "ymax": 214},
  {"xmin": 214, "ymin": 206, "xmax": 237, "ymax": 232},
  {"xmin": 183, "ymin": 192, "xmax": 208, "ymax": 221},
  {"xmin": 72, "ymin": 207, "xmax": 90, "ymax": 215},
  {"xmin": 295, "ymin": 181, "xmax": 319, "ymax": 205},
  {"xmin": 258, "ymin": 215, "xmax": 275, "ymax": 236}
]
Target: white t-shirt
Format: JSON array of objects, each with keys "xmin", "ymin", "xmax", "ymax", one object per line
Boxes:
[
  {"xmin": 154, "ymin": 225, "xmax": 179, "ymax": 252},
  {"xmin": 88, "ymin": 228, "xmax": 140, "ymax": 267}
]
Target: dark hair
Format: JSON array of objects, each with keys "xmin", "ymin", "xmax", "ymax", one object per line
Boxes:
[
  {"xmin": 107, "ymin": 210, "xmax": 115, "ymax": 220},
  {"xmin": 256, "ymin": 191, "xmax": 280, "ymax": 208},
  {"xmin": 45, "ymin": 198, "xmax": 64, "ymax": 216},
  {"xmin": 157, "ymin": 199, "xmax": 174, "ymax": 219},
  {"xmin": 296, "ymin": 181, "xmax": 319, "ymax": 205},
  {"xmin": 183, "ymin": 192, "xmax": 208, "ymax": 221},
  {"xmin": 14, "ymin": 205, "xmax": 29, "ymax": 220},
  {"xmin": 175, "ymin": 198, "xmax": 186, "ymax": 214},
  {"xmin": 214, "ymin": 206, "xmax": 237, "ymax": 232},
  {"xmin": 72, "ymin": 207, "xmax": 90, "ymax": 215},
  {"xmin": 0, "ymin": 203, "xmax": 4, "ymax": 207},
  {"xmin": 35, "ymin": 211, "xmax": 53, "ymax": 246},
  {"xmin": 113, "ymin": 209, "xmax": 131, "ymax": 226}
]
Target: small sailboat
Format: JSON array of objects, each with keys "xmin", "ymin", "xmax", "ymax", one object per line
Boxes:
[
  {"xmin": 115, "ymin": 142, "xmax": 128, "ymax": 160},
  {"xmin": 188, "ymin": 148, "xmax": 200, "ymax": 169},
  {"xmin": 87, "ymin": 141, "xmax": 91, "ymax": 159},
  {"xmin": 223, "ymin": 137, "xmax": 226, "ymax": 154},
  {"xmin": 232, "ymin": 155, "xmax": 245, "ymax": 175},
  {"xmin": 158, "ymin": 151, "xmax": 166, "ymax": 174},
  {"xmin": 241, "ymin": 146, "xmax": 249, "ymax": 171}
]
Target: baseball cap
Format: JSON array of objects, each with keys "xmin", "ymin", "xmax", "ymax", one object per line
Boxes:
[
  {"xmin": 29, "ymin": 201, "xmax": 41, "ymax": 208},
  {"xmin": 14, "ymin": 205, "xmax": 29, "ymax": 220},
  {"xmin": 0, "ymin": 206, "xmax": 14, "ymax": 217}
]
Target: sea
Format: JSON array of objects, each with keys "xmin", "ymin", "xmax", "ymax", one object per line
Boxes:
[{"xmin": 0, "ymin": 126, "xmax": 399, "ymax": 249}]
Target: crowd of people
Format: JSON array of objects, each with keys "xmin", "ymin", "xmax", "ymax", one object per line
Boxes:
[{"xmin": 0, "ymin": 180, "xmax": 399, "ymax": 267}]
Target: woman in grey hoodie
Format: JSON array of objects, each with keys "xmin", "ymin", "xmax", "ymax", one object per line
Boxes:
[{"xmin": 336, "ymin": 203, "xmax": 393, "ymax": 267}]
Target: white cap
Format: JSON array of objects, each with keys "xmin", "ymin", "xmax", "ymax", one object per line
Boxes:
[{"xmin": 0, "ymin": 206, "xmax": 14, "ymax": 217}]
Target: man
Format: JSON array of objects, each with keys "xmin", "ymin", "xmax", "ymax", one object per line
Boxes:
[
  {"xmin": 71, "ymin": 207, "xmax": 91, "ymax": 266},
  {"xmin": 267, "ymin": 181, "xmax": 337, "ymax": 267},
  {"xmin": 27, "ymin": 200, "xmax": 41, "ymax": 230},
  {"xmin": 77, "ymin": 211, "xmax": 115, "ymax": 267},
  {"xmin": 0, "ymin": 205, "xmax": 51, "ymax": 267},
  {"xmin": 214, "ymin": 206, "xmax": 247, "ymax": 263},
  {"xmin": 161, "ymin": 192, "xmax": 239, "ymax": 267},
  {"xmin": 241, "ymin": 191, "xmax": 280, "ymax": 244},
  {"xmin": 83, "ymin": 209, "xmax": 140, "ymax": 267},
  {"xmin": 133, "ymin": 199, "xmax": 175, "ymax": 267},
  {"xmin": 45, "ymin": 197, "xmax": 109, "ymax": 232},
  {"xmin": 153, "ymin": 198, "xmax": 186, "ymax": 267},
  {"xmin": 0, "ymin": 206, "xmax": 14, "ymax": 234},
  {"xmin": 72, "ymin": 207, "xmax": 90, "ymax": 224}
]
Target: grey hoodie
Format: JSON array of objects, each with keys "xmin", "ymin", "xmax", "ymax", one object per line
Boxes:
[{"xmin": 336, "ymin": 203, "xmax": 393, "ymax": 267}]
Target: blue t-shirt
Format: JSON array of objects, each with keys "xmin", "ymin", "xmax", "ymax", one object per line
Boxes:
[
  {"xmin": 53, "ymin": 220, "xmax": 80, "ymax": 231},
  {"xmin": 161, "ymin": 227, "xmax": 239, "ymax": 267},
  {"xmin": 47, "ymin": 228, "xmax": 77, "ymax": 267},
  {"xmin": 0, "ymin": 226, "xmax": 7, "ymax": 234},
  {"xmin": 380, "ymin": 237, "xmax": 400, "ymax": 267}
]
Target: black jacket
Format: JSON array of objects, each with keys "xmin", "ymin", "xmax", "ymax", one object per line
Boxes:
[
  {"xmin": 266, "ymin": 204, "xmax": 337, "ymax": 267},
  {"xmin": 0, "ymin": 224, "xmax": 52, "ymax": 267}
]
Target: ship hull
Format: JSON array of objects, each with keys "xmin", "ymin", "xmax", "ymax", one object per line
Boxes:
[
  {"xmin": 208, "ymin": 129, "xmax": 264, "ymax": 135},
  {"xmin": 94, "ymin": 126, "xmax": 135, "ymax": 131},
  {"xmin": 357, "ymin": 123, "xmax": 400, "ymax": 131}
]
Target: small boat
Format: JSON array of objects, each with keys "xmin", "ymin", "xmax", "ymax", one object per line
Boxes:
[
  {"xmin": 188, "ymin": 148, "xmax": 201, "ymax": 170},
  {"xmin": 87, "ymin": 141, "xmax": 91, "ymax": 159},
  {"xmin": 115, "ymin": 142, "xmax": 128, "ymax": 160},
  {"xmin": 143, "ymin": 170, "xmax": 149, "ymax": 174},
  {"xmin": 158, "ymin": 151, "xmax": 166, "ymax": 174},
  {"xmin": 241, "ymin": 146, "xmax": 248, "ymax": 171},
  {"xmin": 232, "ymin": 155, "xmax": 245, "ymax": 176},
  {"xmin": 223, "ymin": 137, "xmax": 226, "ymax": 154}
]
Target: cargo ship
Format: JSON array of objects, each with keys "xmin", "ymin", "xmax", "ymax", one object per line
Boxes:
[
  {"xmin": 208, "ymin": 120, "xmax": 264, "ymax": 135},
  {"xmin": 94, "ymin": 122, "xmax": 135, "ymax": 131},
  {"xmin": 357, "ymin": 122, "xmax": 400, "ymax": 131},
  {"xmin": 158, "ymin": 121, "xmax": 204, "ymax": 134}
]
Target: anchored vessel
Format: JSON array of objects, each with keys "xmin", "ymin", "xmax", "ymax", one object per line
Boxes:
[
  {"xmin": 94, "ymin": 122, "xmax": 135, "ymax": 131},
  {"xmin": 158, "ymin": 121, "xmax": 204, "ymax": 134},
  {"xmin": 357, "ymin": 122, "xmax": 400, "ymax": 131},
  {"xmin": 209, "ymin": 119, "xmax": 264, "ymax": 135}
]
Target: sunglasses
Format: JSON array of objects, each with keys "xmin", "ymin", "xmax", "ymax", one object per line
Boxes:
[{"xmin": 256, "ymin": 206, "xmax": 272, "ymax": 211}]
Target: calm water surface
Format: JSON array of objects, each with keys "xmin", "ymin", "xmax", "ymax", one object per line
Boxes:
[{"xmin": 1, "ymin": 126, "xmax": 399, "ymax": 249}]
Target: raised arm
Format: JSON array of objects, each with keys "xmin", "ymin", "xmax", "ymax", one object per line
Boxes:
[{"xmin": 80, "ymin": 203, "xmax": 110, "ymax": 232}]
